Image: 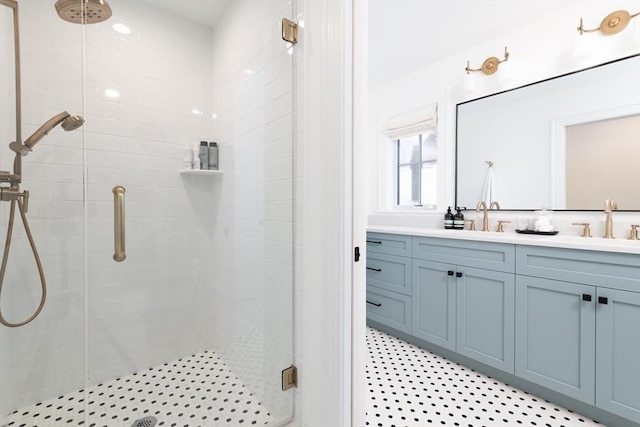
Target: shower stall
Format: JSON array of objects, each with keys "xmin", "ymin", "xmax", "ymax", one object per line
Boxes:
[{"xmin": 0, "ymin": 0, "xmax": 297, "ymax": 425}]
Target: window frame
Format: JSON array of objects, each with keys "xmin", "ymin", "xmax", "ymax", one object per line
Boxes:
[{"xmin": 395, "ymin": 131, "xmax": 438, "ymax": 208}]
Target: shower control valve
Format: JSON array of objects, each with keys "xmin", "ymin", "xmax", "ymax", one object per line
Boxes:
[{"xmin": 0, "ymin": 188, "xmax": 29, "ymax": 213}]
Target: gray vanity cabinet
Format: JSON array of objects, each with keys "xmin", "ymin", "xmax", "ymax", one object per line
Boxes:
[
  {"xmin": 366, "ymin": 233, "xmax": 640, "ymax": 425},
  {"xmin": 515, "ymin": 246, "xmax": 640, "ymax": 423},
  {"xmin": 412, "ymin": 237, "xmax": 515, "ymax": 373},
  {"xmin": 366, "ymin": 233, "xmax": 412, "ymax": 333}
]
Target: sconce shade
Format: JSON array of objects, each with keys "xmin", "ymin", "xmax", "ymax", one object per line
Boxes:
[
  {"xmin": 632, "ymin": 15, "xmax": 640, "ymax": 47},
  {"xmin": 462, "ymin": 72, "xmax": 476, "ymax": 92},
  {"xmin": 571, "ymin": 35, "xmax": 590, "ymax": 60},
  {"xmin": 500, "ymin": 59, "xmax": 515, "ymax": 82}
]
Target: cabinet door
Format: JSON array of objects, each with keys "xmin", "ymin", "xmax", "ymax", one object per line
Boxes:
[
  {"xmin": 412, "ymin": 260, "xmax": 456, "ymax": 350},
  {"xmin": 515, "ymin": 276, "xmax": 595, "ymax": 404},
  {"xmin": 596, "ymin": 288, "xmax": 640, "ymax": 423},
  {"xmin": 457, "ymin": 267, "xmax": 515, "ymax": 373}
]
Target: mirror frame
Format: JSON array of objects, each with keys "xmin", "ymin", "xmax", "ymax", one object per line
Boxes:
[{"xmin": 454, "ymin": 54, "xmax": 640, "ymax": 212}]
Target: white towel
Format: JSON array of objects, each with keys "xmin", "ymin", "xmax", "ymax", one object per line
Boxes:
[{"xmin": 482, "ymin": 163, "xmax": 499, "ymax": 204}]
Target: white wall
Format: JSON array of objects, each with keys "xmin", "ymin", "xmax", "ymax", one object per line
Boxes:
[{"xmin": 367, "ymin": 0, "xmax": 640, "ymax": 235}]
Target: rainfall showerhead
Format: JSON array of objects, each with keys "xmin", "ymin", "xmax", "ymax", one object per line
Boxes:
[
  {"xmin": 9, "ymin": 111, "xmax": 85, "ymax": 155},
  {"xmin": 55, "ymin": 0, "xmax": 112, "ymax": 25}
]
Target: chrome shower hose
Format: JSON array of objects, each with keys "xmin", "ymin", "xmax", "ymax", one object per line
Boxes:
[{"xmin": 0, "ymin": 198, "xmax": 46, "ymax": 327}]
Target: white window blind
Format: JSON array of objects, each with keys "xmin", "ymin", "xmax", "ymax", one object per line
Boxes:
[{"xmin": 382, "ymin": 103, "xmax": 437, "ymax": 139}]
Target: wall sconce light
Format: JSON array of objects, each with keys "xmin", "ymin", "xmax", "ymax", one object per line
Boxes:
[
  {"xmin": 465, "ymin": 47, "xmax": 510, "ymax": 75},
  {"xmin": 577, "ymin": 10, "xmax": 639, "ymax": 36}
]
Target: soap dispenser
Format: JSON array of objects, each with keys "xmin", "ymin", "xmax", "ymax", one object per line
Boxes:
[
  {"xmin": 444, "ymin": 207, "xmax": 454, "ymax": 229},
  {"xmin": 454, "ymin": 207, "xmax": 465, "ymax": 230}
]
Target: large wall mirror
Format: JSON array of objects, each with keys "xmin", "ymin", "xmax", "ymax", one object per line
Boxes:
[{"xmin": 455, "ymin": 54, "xmax": 640, "ymax": 211}]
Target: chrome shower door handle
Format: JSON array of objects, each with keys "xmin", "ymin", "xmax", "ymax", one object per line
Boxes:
[{"xmin": 113, "ymin": 185, "xmax": 126, "ymax": 262}]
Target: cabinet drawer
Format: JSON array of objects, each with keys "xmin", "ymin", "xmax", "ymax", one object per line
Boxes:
[
  {"xmin": 413, "ymin": 237, "xmax": 515, "ymax": 273},
  {"xmin": 367, "ymin": 253, "xmax": 411, "ymax": 295},
  {"xmin": 366, "ymin": 232, "xmax": 412, "ymax": 257},
  {"xmin": 516, "ymin": 246, "xmax": 640, "ymax": 292},
  {"xmin": 366, "ymin": 286, "xmax": 411, "ymax": 334}
]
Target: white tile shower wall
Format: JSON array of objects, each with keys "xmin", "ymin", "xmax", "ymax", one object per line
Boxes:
[
  {"xmin": 83, "ymin": 0, "xmax": 216, "ymax": 384},
  {"xmin": 1, "ymin": 0, "xmax": 217, "ymax": 414},
  {"xmin": 208, "ymin": 0, "xmax": 296, "ymax": 423}
]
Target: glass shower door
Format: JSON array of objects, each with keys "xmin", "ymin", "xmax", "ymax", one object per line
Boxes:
[
  {"xmin": 1, "ymin": 0, "xmax": 295, "ymax": 426},
  {"xmin": 82, "ymin": 0, "xmax": 296, "ymax": 426}
]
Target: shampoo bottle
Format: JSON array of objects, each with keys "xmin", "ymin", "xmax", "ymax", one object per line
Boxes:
[
  {"xmin": 208, "ymin": 142, "xmax": 218, "ymax": 170},
  {"xmin": 454, "ymin": 207, "xmax": 465, "ymax": 230},
  {"xmin": 444, "ymin": 207, "xmax": 454, "ymax": 229},
  {"xmin": 193, "ymin": 145, "xmax": 201, "ymax": 170},
  {"xmin": 184, "ymin": 144, "xmax": 193, "ymax": 170},
  {"xmin": 199, "ymin": 141, "xmax": 209, "ymax": 170}
]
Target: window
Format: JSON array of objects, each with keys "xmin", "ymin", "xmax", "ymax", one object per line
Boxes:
[
  {"xmin": 381, "ymin": 103, "xmax": 438, "ymax": 211},
  {"xmin": 396, "ymin": 131, "xmax": 437, "ymax": 208}
]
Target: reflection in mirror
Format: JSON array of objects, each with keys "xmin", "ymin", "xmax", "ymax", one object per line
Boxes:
[
  {"xmin": 565, "ymin": 115, "xmax": 640, "ymax": 210},
  {"xmin": 456, "ymin": 54, "xmax": 640, "ymax": 211},
  {"xmin": 0, "ymin": 0, "xmax": 18, "ymax": 150}
]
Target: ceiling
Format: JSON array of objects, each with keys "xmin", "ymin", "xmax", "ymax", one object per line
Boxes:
[
  {"xmin": 368, "ymin": 0, "xmax": 581, "ymax": 88},
  {"xmin": 144, "ymin": 0, "xmax": 231, "ymax": 28}
]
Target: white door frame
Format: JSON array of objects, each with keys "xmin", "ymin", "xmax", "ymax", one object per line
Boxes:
[{"xmin": 300, "ymin": 0, "xmax": 356, "ymax": 426}]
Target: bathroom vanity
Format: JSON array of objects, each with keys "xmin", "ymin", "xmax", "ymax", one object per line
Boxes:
[{"xmin": 366, "ymin": 228, "xmax": 640, "ymax": 427}]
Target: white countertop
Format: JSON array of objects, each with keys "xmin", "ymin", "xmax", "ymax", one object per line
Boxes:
[{"xmin": 367, "ymin": 225, "xmax": 640, "ymax": 255}]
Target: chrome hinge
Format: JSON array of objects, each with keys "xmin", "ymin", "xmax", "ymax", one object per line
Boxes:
[
  {"xmin": 282, "ymin": 365, "xmax": 298, "ymax": 391},
  {"xmin": 281, "ymin": 17, "xmax": 298, "ymax": 44}
]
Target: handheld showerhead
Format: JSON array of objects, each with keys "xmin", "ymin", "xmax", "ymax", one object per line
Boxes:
[
  {"xmin": 61, "ymin": 114, "xmax": 85, "ymax": 132},
  {"xmin": 9, "ymin": 111, "xmax": 85, "ymax": 155}
]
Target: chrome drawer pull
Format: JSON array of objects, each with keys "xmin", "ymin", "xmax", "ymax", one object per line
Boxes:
[
  {"xmin": 366, "ymin": 267, "xmax": 382, "ymax": 272},
  {"xmin": 366, "ymin": 300, "xmax": 382, "ymax": 307}
]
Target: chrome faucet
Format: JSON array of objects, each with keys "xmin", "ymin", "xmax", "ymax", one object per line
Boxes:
[
  {"xmin": 604, "ymin": 199, "xmax": 618, "ymax": 239},
  {"xmin": 476, "ymin": 201, "xmax": 489, "ymax": 231}
]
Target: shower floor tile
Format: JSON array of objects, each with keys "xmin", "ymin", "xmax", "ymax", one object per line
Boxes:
[
  {"xmin": 3, "ymin": 351, "xmax": 272, "ymax": 427},
  {"xmin": 366, "ymin": 327, "xmax": 603, "ymax": 427}
]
